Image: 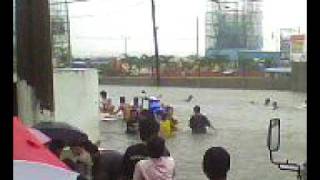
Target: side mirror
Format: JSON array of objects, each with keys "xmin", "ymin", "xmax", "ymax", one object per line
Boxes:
[{"xmin": 267, "ymin": 118, "xmax": 280, "ymax": 152}]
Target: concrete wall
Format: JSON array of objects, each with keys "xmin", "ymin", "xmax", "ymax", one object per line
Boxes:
[
  {"xmin": 16, "ymin": 79, "xmax": 54, "ymax": 126},
  {"xmin": 99, "ymin": 76, "xmax": 292, "ymax": 90},
  {"xmin": 53, "ymin": 68, "xmax": 100, "ymax": 143},
  {"xmin": 291, "ymin": 62, "xmax": 307, "ymax": 92},
  {"xmin": 17, "ymin": 69, "xmax": 100, "ymax": 143}
]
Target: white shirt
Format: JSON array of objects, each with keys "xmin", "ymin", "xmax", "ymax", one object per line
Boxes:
[{"xmin": 133, "ymin": 157, "xmax": 175, "ymax": 180}]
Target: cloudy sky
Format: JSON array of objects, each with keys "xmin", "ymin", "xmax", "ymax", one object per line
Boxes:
[{"xmin": 69, "ymin": 0, "xmax": 306, "ymax": 57}]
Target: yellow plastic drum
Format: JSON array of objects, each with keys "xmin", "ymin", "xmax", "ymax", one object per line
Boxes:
[{"xmin": 160, "ymin": 120, "xmax": 174, "ymax": 138}]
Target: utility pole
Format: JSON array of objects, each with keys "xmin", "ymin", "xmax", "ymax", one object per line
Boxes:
[
  {"xmin": 65, "ymin": 0, "xmax": 72, "ymax": 65},
  {"xmin": 124, "ymin": 36, "xmax": 128, "ymax": 57},
  {"xmin": 151, "ymin": 0, "xmax": 160, "ymax": 86},
  {"xmin": 196, "ymin": 16, "xmax": 200, "ymax": 77},
  {"xmin": 196, "ymin": 16, "xmax": 199, "ymax": 58}
]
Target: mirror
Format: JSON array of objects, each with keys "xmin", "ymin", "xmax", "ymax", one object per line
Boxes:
[{"xmin": 267, "ymin": 118, "xmax": 280, "ymax": 152}]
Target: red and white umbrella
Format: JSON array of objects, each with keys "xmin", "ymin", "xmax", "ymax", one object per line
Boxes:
[
  {"xmin": 13, "ymin": 117, "xmax": 79, "ymax": 180},
  {"xmin": 28, "ymin": 127, "xmax": 51, "ymax": 145}
]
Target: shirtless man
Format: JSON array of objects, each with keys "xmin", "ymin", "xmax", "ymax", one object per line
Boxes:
[
  {"xmin": 114, "ymin": 97, "xmax": 131, "ymax": 118},
  {"xmin": 105, "ymin": 98, "xmax": 115, "ymax": 114},
  {"xmin": 99, "ymin": 91, "xmax": 108, "ymax": 113}
]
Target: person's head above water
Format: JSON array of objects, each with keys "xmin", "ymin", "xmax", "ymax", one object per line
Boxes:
[
  {"xmin": 193, "ymin": 105, "xmax": 201, "ymax": 114},
  {"xmin": 138, "ymin": 111, "xmax": 160, "ymax": 142},
  {"xmin": 203, "ymin": 147, "xmax": 230, "ymax": 180},
  {"xmin": 120, "ymin": 96, "xmax": 125, "ymax": 104},
  {"xmin": 147, "ymin": 136, "xmax": 165, "ymax": 159},
  {"xmin": 100, "ymin": 91, "xmax": 107, "ymax": 99}
]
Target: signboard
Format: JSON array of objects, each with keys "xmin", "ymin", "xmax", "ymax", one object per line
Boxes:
[
  {"xmin": 290, "ymin": 35, "xmax": 306, "ymax": 62},
  {"xmin": 280, "ymin": 29, "xmax": 297, "ymax": 60},
  {"xmin": 291, "ymin": 35, "xmax": 305, "ymax": 53}
]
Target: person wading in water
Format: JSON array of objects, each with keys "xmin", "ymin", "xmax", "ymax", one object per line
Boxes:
[{"xmin": 189, "ymin": 105, "xmax": 213, "ymax": 134}]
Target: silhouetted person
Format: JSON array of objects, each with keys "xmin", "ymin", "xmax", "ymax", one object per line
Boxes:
[
  {"xmin": 272, "ymin": 101, "xmax": 278, "ymax": 110},
  {"xmin": 121, "ymin": 111, "xmax": 170, "ymax": 180},
  {"xmin": 189, "ymin": 105, "xmax": 212, "ymax": 134},
  {"xmin": 94, "ymin": 150, "xmax": 123, "ymax": 180},
  {"xmin": 264, "ymin": 98, "xmax": 271, "ymax": 106},
  {"xmin": 100, "ymin": 91, "xmax": 108, "ymax": 113},
  {"xmin": 203, "ymin": 147, "xmax": 230, "ymax": 180},
  {"xmin": 185, "ymin": 95, "xmax": 193, "ymax": 102}
]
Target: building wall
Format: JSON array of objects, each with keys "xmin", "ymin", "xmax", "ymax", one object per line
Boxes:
[
  {"xmin": 53, "ymin": 68, "xmax": 100, "ymax": 143},
  {"xmin": 17, "ymin": 68, "xmax": 100, "ymax": 143},
  {"xmin": 291, "ymin": 62, "xmax": 307, "ymax": 92},
  {"xmin": 16, "ymin": 79, "xmax": 54, "ymax": 126}
]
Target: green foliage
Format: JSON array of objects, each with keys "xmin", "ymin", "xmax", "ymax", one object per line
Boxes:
[
  {"xmin": 55, "ymin": 46, "xmax": 69, "ymax": 68},
  {"xmin": 98, "ymin": 63, "xmax": 118, "ymax": 76},
  {"xmin": 264, "ymin": 58, "xmax": 275, "ymax": 68}
]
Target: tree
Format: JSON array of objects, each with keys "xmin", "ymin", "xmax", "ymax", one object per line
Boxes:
[
  {"xmin": 264, "ymin": 58, "xmax": 275, "ymax": 68},
  {"xmin": 98, "ymin": 63, "xmax": 118, "ymax": 76},
  {"xmin": 55, "ymin": 46, "xmax": 69, "ymax": 68}
]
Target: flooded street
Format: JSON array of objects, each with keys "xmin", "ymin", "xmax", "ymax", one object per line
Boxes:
[{"xmin": 99, "ymin": 85, "xmax": 306, "ymax": 180}]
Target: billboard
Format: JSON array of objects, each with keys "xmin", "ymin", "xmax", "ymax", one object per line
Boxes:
[
  {"xmin": 280, "ymin": 28, "xmax": 298, "ymax": 60},
  {"xmin": 291, "ymin": 35, "xmax": 305, "ymax": 53},
  {"xmin": 290, "ymin": 35, "xmax": 306, "ymax": 62}
]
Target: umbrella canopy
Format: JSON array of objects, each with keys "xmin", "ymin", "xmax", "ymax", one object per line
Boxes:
[
  {"xmin": 33, "ymin": 121, "xmax": 89, "ymax": 146},
  {"xmin": 28, "ymin": 127, "xmax": 51, "ymax": 144},
  {"xmin": 13, "ymin": 117, "xmax": 79, "ymax": 180}
]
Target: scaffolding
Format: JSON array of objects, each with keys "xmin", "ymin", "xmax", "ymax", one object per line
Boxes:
[
  {"xmin": 205, "ymin": 0, "xmax": 263, "ymax": 55},
  {"xmin": 49, "ymin": 0, "xmax": 72, "ymax": 67}
]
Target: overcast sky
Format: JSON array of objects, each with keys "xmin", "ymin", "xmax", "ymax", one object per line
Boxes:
[{"xmin": 69, "ymin": 0, "xmax": 306, "ymax": 57}]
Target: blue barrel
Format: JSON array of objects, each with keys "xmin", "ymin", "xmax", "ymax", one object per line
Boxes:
[{"xmin": 149, "ymin": 99, "xmax": 161, "ymax": 113}]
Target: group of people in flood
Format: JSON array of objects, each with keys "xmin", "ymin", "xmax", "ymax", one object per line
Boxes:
[
  {"xmin": 74, "ymin": 90, "xmax": 230, "ymax": 180},
  {"xmin": 99, "ymin": 91, "xmax": 179, "ymax": 137},
  {"xmin": 100, "ymin": 90, "xmax": 215, "ymax": 136},
  {"xmin": 45, "ymin": 109, "xmax": 230, "ymax": 180}
]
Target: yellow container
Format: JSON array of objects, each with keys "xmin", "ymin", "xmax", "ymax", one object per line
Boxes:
[{"xmin": 160, "ymin": 120, "xmax": 173, "ymax": 138}]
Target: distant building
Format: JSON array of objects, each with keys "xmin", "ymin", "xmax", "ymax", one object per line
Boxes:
[
  {"xmin": 264, "ymin": 67, "xmax": 291, "ymax": 79},
  {"xmin": 238, "ymin": 50, "xmax": 280, "ymax": 62},
  {"xmin": 205, "ymin": 0, "xmax": 263, "ymax": 57}
]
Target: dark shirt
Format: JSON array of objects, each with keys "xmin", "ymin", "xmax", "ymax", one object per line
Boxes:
[
  {"xmin": 189, "ymin": 114, "xmax": 211, "ymax": 134},
  {"xmin": 93, "ymin": 150, "xmax": 123, "ymax": 180},
  {"xmin": 121, "ymin": 143, "xmax": 170, "ymax": 180}
]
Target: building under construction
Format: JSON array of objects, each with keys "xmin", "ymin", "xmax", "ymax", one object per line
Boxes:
[
  {"xmin": 205, "ymin": 0, "xmax": 263, "ymax": 58},
  {"xmin": 49, "ymin": 0, "xmax": 72, "ymax": 67}
]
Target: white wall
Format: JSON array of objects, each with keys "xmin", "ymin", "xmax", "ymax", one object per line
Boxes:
[
  {"xmin": 16, "ymin": 79, "xmax": 54, "ymax": 126},
  {"xmin": 53, "ymin": 68, "xmax": 100, "ymax": 143}
]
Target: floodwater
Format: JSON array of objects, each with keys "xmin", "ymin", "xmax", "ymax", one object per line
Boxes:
[{"xmin": 99, "ymin": 85, "xmax": 306, "ymax": 180}]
